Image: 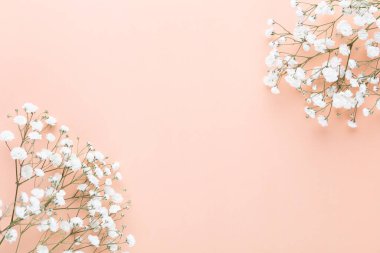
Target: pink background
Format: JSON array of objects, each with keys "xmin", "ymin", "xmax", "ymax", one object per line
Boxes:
[{"xmin": 1, "ymin": 0, "xmax": 380, "ymax": 252}]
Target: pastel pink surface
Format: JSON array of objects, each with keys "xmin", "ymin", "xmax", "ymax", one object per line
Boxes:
[{"xmin": 0, "ymin": 0, "xmax": 380, "ymax": 252}]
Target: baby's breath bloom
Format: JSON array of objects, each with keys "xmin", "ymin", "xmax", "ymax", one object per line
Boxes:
[
  {"xmin": 317, "ymin": 115, "xmax": 328, "ymax": 127},
  {"xmin": 45, "ymin": 116, "xmax": 57, "ymax": 126},
  {"xmin": 13, "ymin": 115, "xmax": 27, "ymax": 126},
  {"xmin": 34, "ymin": 168, "xmax": 45, "ymax": 177},
  {"xmin": 21, "ymin": 165, "xmax": 33, "ymax": 180},
  {"xmin": 28, "ymin": 131, "xmax": 42, "ymax": 140},
  {"xmin": 60, "ymin": 125, "xmax": 69, "ymax": 133},
  {"xmin": 5, "ymin": 229, "xmax": 17, "ymax": 243},
  {"xmin": 126, "ymin": 234, "xmax": 136, "ymax": 247},
  {"xmin": 0, "ymin": 130, "xmax": 14, "ymax": 141},
  {"xmin": 347, "ymin": 120, "xmax": 357, "ymax": 128},
  {"xmin": 46, "ymin": 133, "xmax": 56, "ymax": 142},
  {"xmin": 23, "ymin": 102, "xmax": 38, "ymax": 113},
  {"xmin": 337, "ymin": 20, "xmax": 353, "ymax": 36},
  {"xmin": 363, "ymin": 108, "xmax": 371, "ymax": 117},
  {"xmin": 31, "ymin": 121, "xmax": 43, "ymax": 131},
  {"xmin": 11, "ymin": 147, "xmax": 27, "ymax": 160},
  {"xmin": 88, "ymin": 235, "xmax": 100, "ymax": 247},
  {"xmin": 36, "ymin": 245, "xmax": 49, "ymax": 253},
  {"xmin": 15, "ymin": 206, "xmax": 27, "ymax": 219}
]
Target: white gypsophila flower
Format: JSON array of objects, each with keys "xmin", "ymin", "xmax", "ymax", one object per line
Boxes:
[
  {"xmin": 332, "ymin": 90, "xmax": 355, "ymax": 109},
  {"xmin": 367, "ymin": 45, "xmax": 380, "ymax": 58},
  {"xmin": 337, "ymin": 20, "xmax": 353, "ymax": 36},
  {"xmin": 315, "ymin": 1, "xmax": 334, "ymax": 15},
  {"xmin": 60, "ymin": 146, "xmax": 71, "ymax": 156},
  {"xmin": 94, "ymin": 151, "xmax": 105, "ymax": 161},
  {"xmin": 111, "ymin": 193, "xmax": 124, "ymax": 204},
  {"xmin": 363, "ymin": 108, "xmax": 371, "ymax": 117},
  {"xmin": 267, "ymin": 19, "xmax": 274, "ymax": 26},
  {"xmin": 317, "ymin": 115, "xmax": 328, "ymax": 127},
  {"xmin": 36, "ymin": 245, "xmax": 49, "ymax": 253},
  {"xmin": 11, "ymin": 147, "xmax": 27, "ymax": 160},
  {"xmin": 322, "ymin": 67, "xmax": 339, "ymax": 83},
  {"xmin": 54, "ymin": 190, "xmax": 66, "ymax": 206},
  {"xmin": 115, "ymin": 172, "xmax": 122, "ymax": 180},
  {"xmin": 126, "ymin": 234, "xmax": 136, "ymax": 247},
  {"xmin": 339, "ymin": 0, "xmax": 350, "ymax": 8},
  {"xmin": 77, "ymin": 184, "xmax": 88, "ymax": 192},
  {"xmin": 61, "ymin": 138, "xmax": 73, "ymax": 146},
  {"xmin": 28, "ymin": 196, "xmax": 41, "ymax": 214},
  {"xmin": 15, "ymin": 206, "xmax": 27, "ymax": 219},
  {"xmin": 34, "ymin": 168, "xmax": 45, "ymax": 177},
  {"xmin": 70, "ymin": 217, "xmax": 84, "ymax": 228},
  {"xmin": 46, "ymin": 133, "xmax": 56, "ymax": 142},
  {"xmin": 95, "ymin": 167, "xmax": 104, "ymax": 178},
  {"xmin": 88, "ymin": 235, "xmax": 100, "ymax": 247},
  {"xmin": 37, "ymin": 149, "xmax": 52, "ymax": 160},
  {"xmin": 109, "ymin": 204, "xmax": 121, "ymax": 214},
  {"xmin": 348, "ymin": 59, "xmax": 357, "ymax": 69},
  {"xmin": 86, "ymin": 152, "xmax": 95, "ymax": 162},
  {"xmin": 13, "ymin": 115, "xmax": 27, "ymax": 126},
  {"xmin": 60, "ymin": 220, "xmax": 72, "ymax": 233},
  {"xmin": 37, "ymin": 219, "xmax": 49, "ymax": 232},
  {"xmin": 271, "ymin": 86, "xmax": 280, "ymax": 94},
  {"xmin": 339, "ymin": 44, "xmax": 350, "ymax": 56},
  {"xmin": 104, "ymin": 167, "xmax": 111, "ymax": 176},
  {"xmin": 5, "ymin": 228, "xmax": 17, "ymax": 243},
  {"xmin": 66, "ymin": 154, "xmax": 81, "ymax": 171},
  {"xmin": 0, "ymin": 130, "xmax": 15, "ymax": 141},
  {"xmin": 49, "ymin": 217, "xmax": 59, "ymax": 232},
  {"xmin": 23, "ymin": 102, "xmax": 38, "ymax": 113},
  {"xmin": 49, "ymin": 173, "xmax": 62, "ymax": 185},
  {"xmin": 21, "ymin": 165, "xmax": 34, "ymax": 180},
  {"xmin": 45, "ymin": 116, "xmax": 57, "ymax": 126},
  {"xmin": 31, "ymin": 188, "xmax": 45, "ymax": 199},
  {"xmin": 28, "ymin": 131, "xmax": 42, "ymax": 140},
  {"xmin": 108, "ymin": 229, "xmax": 119, "ymax": 238},
  {"xmin": 358, "ymin": 29, "xmax": 368, "ymax": 40},
  {"xmin": 30, "ymin": 120, "xmax": 43, "ymax": 132},
  {"xmin": 74, "ymin": 236, "xmax": 82, "ymax": 246},
  {"xmin": 20, "ymin": 192, "xmax": 29, "ymax": 203},
  {"xmin": 112, "ymin": 162, "xmax": 120, "ymax": 170},
  {"xmin": 50, "ymin": 153, "xmax": 62, "ymax": 167},
  {"xmin": 108, "ymin": 244, "xmax": 118, "ymax": 252},
  {"xmin": 265, "ymin": 28, "xmax": 274, "ymax": 38},
  {"xmin": 88, "ymin": 174, "xmax": 99, "ymax": 187},
  {"xmin": 374, "ymin": 32, "xmax": 380, "ymax": 43},
  {"xmin": 105, "ymin": 178, "xmax": 112, "ymax": 186},
  {"xmin": 304, "ymin": 107, "xmax": 316, "ymax": 118},
  {"xmin": 347, "ymin": 120, "xmax": 357, "ymax": 128},
  {"xmin": 285, "ymin": 67, "xmax": 305, "ymax": 88},
  {"xmin": 60, "ymin": 125, "xmax": 69, "ymax": 133}
]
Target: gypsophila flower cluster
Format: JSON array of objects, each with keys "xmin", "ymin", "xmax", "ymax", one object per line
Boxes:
[
  {"xmin": 0, "ymin": 103, "xmax": 135, "ymax": 253},
  {"xmin": 264, "ymin": 0, "xmax": 380, "ymax": 128}
]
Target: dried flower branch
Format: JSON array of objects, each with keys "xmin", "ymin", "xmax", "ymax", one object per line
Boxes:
[
  {"xmin": 264, "ymin": 0, "xmax": 380, "ymax": 127},
  {"xmin": 0, "ymin": 103, "xmax": 135, "ymax": 253}
]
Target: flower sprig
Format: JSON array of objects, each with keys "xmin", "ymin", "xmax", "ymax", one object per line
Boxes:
[
  {"xmin": 264, "ymin": 0, "xmax": 380, "ymax": 127},
  {"xmin": 0, "ymin": 103, "xmax": 135, "ymax": 253}
]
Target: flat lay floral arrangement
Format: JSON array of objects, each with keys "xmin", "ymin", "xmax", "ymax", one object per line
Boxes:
[
  {"xmin": 264, "ymin": 0, "xmax": 380, "ymax": 127},
  {"xmin": 0, "ymin": 103, "xmax": 135, "ymax": 253}
]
